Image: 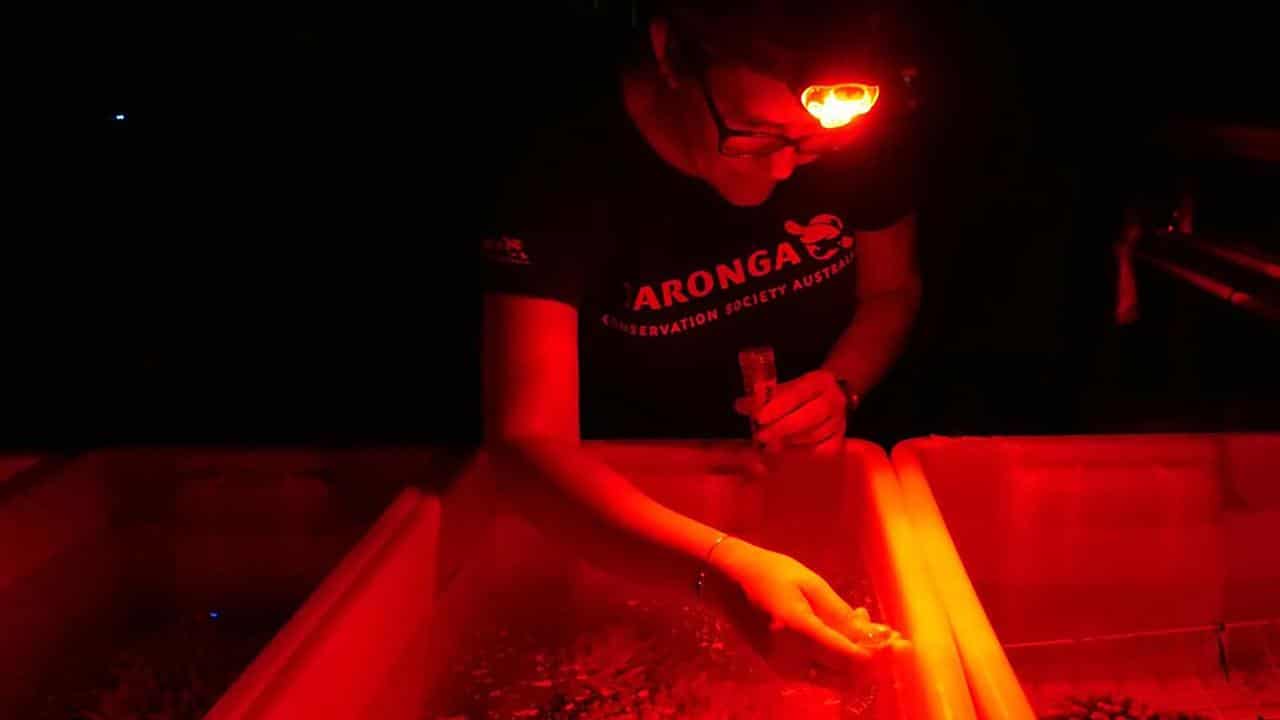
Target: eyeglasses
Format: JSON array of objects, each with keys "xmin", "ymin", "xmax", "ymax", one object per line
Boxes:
[
  {"xmin": 673, "ymin": 26, "xmax": 884, "ymax": 159},
  {"xmin": 694, "ymin": 70, "xmax": 858, "ymax": 158}
]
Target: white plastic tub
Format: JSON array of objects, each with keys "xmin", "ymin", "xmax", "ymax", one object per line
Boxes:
[
  {"xmin": 0, "ymin": 447, "xmax": 421, "ymax": 718},
  {"xmin": 893, "ymin": 433, "xmax": 1280, "ymax": 720},
  {"xmin": 213, "ymin": 440, "xmax": 978, "ymax": 719}
]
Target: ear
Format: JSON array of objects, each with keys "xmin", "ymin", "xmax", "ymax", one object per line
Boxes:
[{"xmin": 648, "ymin": 18, "xmax": 680, "ymax": 89}]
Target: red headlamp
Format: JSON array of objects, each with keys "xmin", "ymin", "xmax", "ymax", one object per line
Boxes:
[{"xmin": 800, "ymin": 83, "xmax": 880, "ymax": 129}]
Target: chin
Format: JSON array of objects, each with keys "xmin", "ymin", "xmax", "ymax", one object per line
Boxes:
[{"xmin": 717, "ymin": 179, "xmax": 778, "ymax": 207}]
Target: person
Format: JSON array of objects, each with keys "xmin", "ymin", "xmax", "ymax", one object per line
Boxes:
[{"xmin": 480, "ymin": 0, "xmax": 922, "ymax": 678}]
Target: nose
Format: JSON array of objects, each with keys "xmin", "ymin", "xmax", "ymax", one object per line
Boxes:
[{"xmin": 769, "ymin": 146, "xmax": 797, "ymax": 181}]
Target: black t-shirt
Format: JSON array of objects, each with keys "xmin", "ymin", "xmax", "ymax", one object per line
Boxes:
[{"xmin": 482, "ymin": 81, "xmax": 921, "ymax": 438}]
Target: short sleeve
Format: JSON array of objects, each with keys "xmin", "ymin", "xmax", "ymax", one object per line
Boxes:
[
  {"xmin": 828, "ymin": 112, "xmax": 927, "ymax": 232},
  {"xmin": 479, "ymin": 119, "xmax": 614, "ymax": 309}
]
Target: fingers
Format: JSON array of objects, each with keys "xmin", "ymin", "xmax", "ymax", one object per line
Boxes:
[
  {"xmin": 750, "ymin": 372, "xmax": 844, "ymax": 447},
  {"xmin": 800, "ymin": 576, "xmax": 864, "ymax": 641},
  {"xmin": 736, "ymin": 373, "xmax": 845, "ymax": 454},
  {"xmin": 756, "ymin": 398, "xmax": 829, "ymax": 446},
  {"xmin": 811, "ymin": 431, "xmax": 845, "ymax": 457},
  {"xmin": 783, "ymin": 413, "xmax": 845, "ymax": 447},
  {"xmin": 788, "ymin": 610, "xmax": 874, "ymax": 668},
  {"xmin": 765, "ymin": 578, "xmax": 876, "ymax": 672},
  {"xmin": 802, "ymin": 578, "xmax": 903, "ymax": 655},
  {"xmin": 754, "ymin": 374, "xmax": 828, "ymax": 427}
]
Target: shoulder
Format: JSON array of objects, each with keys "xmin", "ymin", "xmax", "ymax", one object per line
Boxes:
[{"xmin": 802, "ymin": 114, "xmax": 927, "ymax": 232}]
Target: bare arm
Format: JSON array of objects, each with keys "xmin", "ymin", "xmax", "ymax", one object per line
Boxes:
[
  {"xmin": 482, "ymin": 292, "xmax": 729, "ymax": 589},
  {"xmin": 821, "ymin": 214, "xmax": 922, "ymax": 398},
  {"xmin": 482, "ymin": 292, "xmax": 887, "ymax": 669}
]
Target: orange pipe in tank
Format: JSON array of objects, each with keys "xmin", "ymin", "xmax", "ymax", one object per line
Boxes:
[
  {"xmin": 892, "ymin": 445, "xmax": 1037, "ymax": 720},
  {"xmin": 859, "ymin": 445, "xmax": 978, "ymax": 720}
]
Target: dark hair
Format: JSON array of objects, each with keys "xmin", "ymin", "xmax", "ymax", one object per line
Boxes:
[{"xmin": 645, "ymin": 0, "xmax": 903, "ymax": 83}]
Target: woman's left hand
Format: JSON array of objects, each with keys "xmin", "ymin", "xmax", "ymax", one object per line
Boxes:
[{"xmin": 734, "ymin": 369, "xmax": 848, "ymax": 456}]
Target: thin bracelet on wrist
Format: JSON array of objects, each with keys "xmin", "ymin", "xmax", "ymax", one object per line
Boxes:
[{"xmin": 694, "ymin": 532, "xmax": 729, "ymax": 599}]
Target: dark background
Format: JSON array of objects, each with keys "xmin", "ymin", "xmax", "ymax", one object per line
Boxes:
[{"xmin": 5, "ymin": 2, "xmax": 1277, "ymax": 449}]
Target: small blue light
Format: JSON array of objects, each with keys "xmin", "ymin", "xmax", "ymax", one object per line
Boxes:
[
  {"xmin": 114, "ymin": 113, "xmax": 127, "ymax": 121},
  {"xmin": 209, "ymin": 610, "xmax": 220, "ymax": 620}
]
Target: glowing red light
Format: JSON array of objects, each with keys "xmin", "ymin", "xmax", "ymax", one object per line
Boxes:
[{"xmin": 801, "ymin": 83, "xmax": 880, "ymax": 129}]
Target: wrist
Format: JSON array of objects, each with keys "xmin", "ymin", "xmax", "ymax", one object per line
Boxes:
[
  {"xmin": 820, "ymin": 367, "xmax": 861, "ymax": 413},
  {"xmin": 707, "ymin": 535, "xmax": 756, "ymax": 576},
  {"xmin": 696, "ymin": 536, "xmax": 755, "ymax": 609},
  {"xmin": 835, "ymin": 378, "xmax": 861, "ymax": 413}
]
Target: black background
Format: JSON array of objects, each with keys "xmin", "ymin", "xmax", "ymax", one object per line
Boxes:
[{"xmin": 5, "ymin": 2, "xmax": 1277, "ymax": 448}]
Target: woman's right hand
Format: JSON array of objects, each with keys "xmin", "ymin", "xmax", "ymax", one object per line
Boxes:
[{"xmin": 706, "ymin": 537, "xmax": 903, "ymax": 680}]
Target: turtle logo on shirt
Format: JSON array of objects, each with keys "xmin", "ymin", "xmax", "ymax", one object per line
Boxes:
[{"xmin": 783, "ymin": 214, "xmax": 855, "ymax": 261}]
